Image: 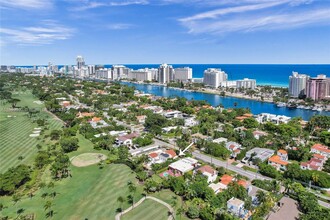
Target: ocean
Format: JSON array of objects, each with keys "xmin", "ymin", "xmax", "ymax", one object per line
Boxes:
[{"xmin": 108, "ymin": 64, "xmax": 330, "ymax": 87}]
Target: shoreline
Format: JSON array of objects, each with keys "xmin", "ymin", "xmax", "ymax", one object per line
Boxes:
[{"xmin": 121, "ymin": 80, "xmax": 275, "ymax": 104}]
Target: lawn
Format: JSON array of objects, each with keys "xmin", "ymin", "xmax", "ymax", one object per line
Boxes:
[
  {"xmin": 121, "ymin": 199, "xmax": 170, "ymax": 220},
  {"xmin": 0, "ymin": 164, "xmax": 143, "ymax": 220},
  {"xmin": 0, "ymin": 91, "xmax": 63, "ymax": 173},
  {"xmin": 243, "ymin": 166, "xmax": 258, "ymax": 173}
]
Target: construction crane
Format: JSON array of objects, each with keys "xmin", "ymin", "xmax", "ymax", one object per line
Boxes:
[{"xmin": 179, "ymin": 142, "xmax": 194, "ymax": 156}]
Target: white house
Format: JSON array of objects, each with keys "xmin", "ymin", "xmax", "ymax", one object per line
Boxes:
[
  {"xmin": 115, "ymin": 132, "xmax": 139, "ymax": 147},
  {"xmin": 195, "ymin": 165, "xmax": 218, "ymax": 183},
  {"xmin": 227, "ymin": 197, "xmax": 247, "ymax": 218},
  {"xmin": 184, "ymin": 117, "xmax": 199, "ymax": 127}
]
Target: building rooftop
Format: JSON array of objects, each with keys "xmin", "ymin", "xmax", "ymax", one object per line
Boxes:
[
  {"xmin": 268, "ymin": 155, "xmax": 289, "ymax": 166},
  {"xmin": 227, "ymin": 197, "xmax": 244, "ymax": 207}
]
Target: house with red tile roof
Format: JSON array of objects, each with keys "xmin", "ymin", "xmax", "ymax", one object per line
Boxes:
[
  {"xmin": 300, "ymin": 153, "xmax": 327, "ymax": 171},
  {"xmin": 310, "ymin": 144, "xmax": 330, "ymax": 158},
  {"xmin": 252, "ymin": 130, "xmax": 268, "ymax": 140},
  {"xmin": 195, "ymin": 165, "xmax": 218, "ymax": 183},
  {"xmin": 219, "ymin": 174, "xmax": 251, "ymax": 192},
  {"xmin": 76, "ymin": 112, "xmax": 95, "ymax": 118},
  {"xmin": 268, "ymin": 150, "xmax": 289, "ymax": 171},
  {"xmin": 136, "ymin": 115, "xmax": 147, "ymax": 124}
]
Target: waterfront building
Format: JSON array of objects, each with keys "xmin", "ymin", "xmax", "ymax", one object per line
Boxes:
[
  {"xmin": 76, "ymin": 55, "xmax": 85, "ymax": 69},
  {"xmin": 289, "ymin": 71, "xmax": 309, "ymax": 98},
  {"xmin": 158, "ymin": 63, "xmax": 174, "ymax": 84},
  {"xmin": 236, "ymin": 78, "xmax": 256, "ymax": 90},
  {"xmin": 192, "ymin": 78, "xmax": 204, "ymax": 83},
  {"xmin": 88, "ymin": 65, "xmax": 95, "ymax": 76},
  {"xmin": 96, "ymin": 68, "xmax": 111, "ymax": 79},
  {"xmin": 174, "ymin": 67, "xmax": 192, "ymax": 83},
  {"xmin": 111, "ymin": 65, "xmax": 128, "ymax": 80},
  {"xmin": 306, "ymin": 74, "xmax": 330, "ymax": 101},
  {"xmin": 203, "ymin": 68, "xmax": 227, "ymax": 88},
  {"xmin": 128, "ymin": 69, "xmax": 152, "ymax": 82},
  {"xmin": 220, "ymin": 80, "xmax": 237, "ymax": 88},
  {"xmin": 149, "ymin": 68, "xmax": 159, "ymax": 81}
]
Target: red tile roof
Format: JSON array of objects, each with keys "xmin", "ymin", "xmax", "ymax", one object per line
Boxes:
[
  {"xmin": 197, "ymin": 165, "xmax": 216, "ymax": 175},
  {"xmin": 220, "ymin": 174, "xmax": 233, "ymax": 186},
  {"xmin": 165, "ymin": 149, "xmax": 177, "ymax": 158},
  {"xmin": 149, "ymin": 152, "xmax": 158, "ymax": 158},
  {"xmin": 312, "ymin": 144, "xmax": 330, "ymax": 153},
  {"xmin": 268, "ymin": 155, "xmax": 289, "ymax": 166},
  {"xmin": 278, "ymin": 149, "xmax": 288, "ymax": 155}
]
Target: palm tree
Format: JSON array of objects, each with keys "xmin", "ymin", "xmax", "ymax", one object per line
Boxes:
[
  {"xmin": 127, "ymin": 182, "xmax": 137, "ymax": 207},
  {"xmin": 256, "ymin": 190, "xmax": 267, "ymax": 204},
  {"xmin": 44, "ymin": 201, "xmax": 52, "ymax": 211},
  {"xmin": 170, "ymin": 196, "xmax": 177, "ymax": 218},
  {"xmin": 127, "ymin": 195, "xmax": 134, "ymax": 207},
  {"xmin": 312, "ymin": 173, "xmax": 319, "ymax": 184},
  {"xmin": 117, "ymin": 196, "xmax": 125, "ymax": 215}
]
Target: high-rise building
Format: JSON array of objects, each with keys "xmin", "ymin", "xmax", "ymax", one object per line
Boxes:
[
  {"xmin": 236, "ymin": 78, "xmax": 256, "ymax": 90},
  {"xmin": 306, "ymin": 74, "xmax": 330, "ymax": 101},
  {"xmin": 289, "ymin": 71, "xmax": 309, "ymax": 98},
  {"xmin": 111, "ymin": 65, "xmax": 129, "ymax": 80},
  {"xmin": 128, "ymin": 69, "xmax": 152, "ymax": 82},
  {"xmin": 158, "ymin": 63, "xmax": 174, "ymax": 84},
  {"xmin": 203, "ymin": 68, "xmax": 227, "ymax": 88},
  {"xmin": 96, "ymin": 68, "xmax": 111, "ymax": 79},
  {"xmin": 174, "ymin": 67, "xmax": 192, "ymax": 83},
  {"xmin": 76, "ymin": 56, "xmax": 85, "ymax": 69}
]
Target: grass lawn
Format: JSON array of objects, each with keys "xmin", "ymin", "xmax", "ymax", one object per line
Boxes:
[
  {"xmin": 0, "ymin": 91, "xmax": 63, "ymax": 173},
  {"xmin": 243, "ymin": 166, "xmax": 258, "ymax": 173},
  {"xmin": 151, "ymin": 190, "xmax": 190, "ymax": 220},
  {"xmin": 121, "ymin": 199, "xmax": 170, "ymax": 220},
  {"xmin": 0, "ymin": 164, "xmax": 143, "ymax": 220},
  {"xmin": 231, "ymin": 162, "xmax": 238, "ymax": 166}
]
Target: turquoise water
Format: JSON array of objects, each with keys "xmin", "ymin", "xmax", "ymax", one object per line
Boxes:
[{"xmin": 121, "ymin": 82, "xmax": 330, "ymax": 120}]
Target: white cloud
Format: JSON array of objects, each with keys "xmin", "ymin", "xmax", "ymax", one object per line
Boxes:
[
  {"xmin": 0, "ymin": 0, "xmax": 53, "ymax": 9},
  {"xmin": 106, "ymin": 23, "xmax": 136, "ymax": 30},
  {"xmin": 0, "ymin": 21, "xmax": 75, "ymax": 46},
  {"xmin": 70, "ymin": 0, "xmax": 149, "ymax": 11},
  {"xmin": 179, "ymin": 0, "xmax": 329, "ymax": 34}
]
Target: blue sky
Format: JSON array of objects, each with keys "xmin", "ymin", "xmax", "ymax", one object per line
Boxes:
[{"xmin": 0, "ymin": 0, "xmax": 330, "ymax": 65}]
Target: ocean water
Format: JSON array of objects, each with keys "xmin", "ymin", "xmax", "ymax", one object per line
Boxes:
[{"xmin": 109, "ymin": 64, "xmax": 330, "ymax": 87}]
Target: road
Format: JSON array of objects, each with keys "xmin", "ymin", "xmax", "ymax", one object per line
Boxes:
[{"xmin": 192, "ymin": 151, "xmax": 272, "ymax": 181}]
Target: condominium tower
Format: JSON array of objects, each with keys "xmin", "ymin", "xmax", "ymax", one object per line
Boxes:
[
  {"xmin": 158, "ymin": 64, "xmax": 174, "ymax": 84},
  {"xmin": 306, "ymin": 74, "xmax": 330, "ymax": 101},
  {"xmin": 174, "ymin": 67, "xmax": 193, "ymax": 83},
  {"xmin": 203, "ymin": 68, "xmax": 228, "ymax": 88},
  {"xmin": 289, "ymin": 71, "xmax": 309, "ymax": 98}
]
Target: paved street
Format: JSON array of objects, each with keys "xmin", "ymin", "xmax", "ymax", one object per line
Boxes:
[{"xmin": 192, "ymin": 151, "xmax": 272, "ymax": 181}]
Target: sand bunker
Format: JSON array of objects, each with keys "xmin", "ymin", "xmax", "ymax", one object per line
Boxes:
[{"xmin": 71, "ymin": 153, "xmax": 107, "ymax": 167}]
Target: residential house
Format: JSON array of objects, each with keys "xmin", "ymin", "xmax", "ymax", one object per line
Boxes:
[
  {"xmin": 252, "ymin": 130, "xmax": 268, "ymax": 140},
  {"xmin": 227, "ymin": 197, "xmax": 249, "ymax": 219},
  {"xmin": 76, "ymin": 112, "xmax": 95, "ymax": 118},
  {"xmin": 300, "ymin": 154, "xmax": 327, "ymax": 171},
  {"xmin": 115, "ymin": 132, "xmax": 139, "ymax": 147},
  {"xmin": 184, "ymin": 117, "xmax": 199, "ymax": 127},
  {"xmin": 310, "ymin": 144, "xmax": 330, "ymax": 158},
  {"xmin": 220, "ymin": 174, "xmax": 251, "ymax": 192},
  {"xmin": 148, "ymin": 149, "xmax": 177, "ymax": 165},
  {"xmin": 225, "ymin": 141, "xmax": 242, "ymax": 158},
  {"xmin": 208, "ymin": 182, "xmax": 227, "ymax": 194},
  {"xmin": 89, "ymin": 117, "xmax": 109, "ymax": 128},
  {"xmin": 191, "ymin": 133, "xmax": 212, "ymax": 143},
  {"xmin": 136, "ymin": 115, "xmax": 147, "ymax": 124},
  {"xmin": 195, "ymin": 165, "xmax": 218, "ymax": 183},
  {"xmin": 160, "ymin": 157, "xmax": 198, "ymax": 177},
  {"xmin": 268, "ymin": 150, "xmax": 289, "ymax": 171},
  {"xmin": 212, "ymin": 137, "xmax": 228, "ymax": 144}
]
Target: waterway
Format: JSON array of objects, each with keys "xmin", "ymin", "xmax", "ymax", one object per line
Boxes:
[{"xmin": 121, "ymin": 82, "xmax": 330, "ymax": 120}]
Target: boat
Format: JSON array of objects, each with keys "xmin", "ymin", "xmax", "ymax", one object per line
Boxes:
[
  {"xmin": 287, "ymin": 103, "xmax": 297, "ymax": 109},
  {"xmin": 316, "ymin": 107, "xmax": 323, "ymax": 112},
  {"xmin": 276, "ymin": 102, "xmax": 287, "ymax": 107}
]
